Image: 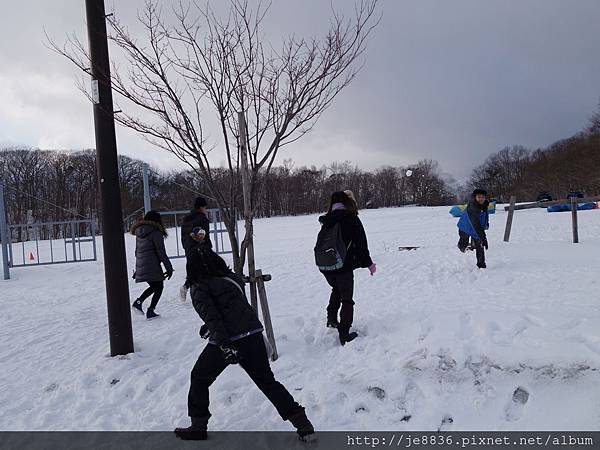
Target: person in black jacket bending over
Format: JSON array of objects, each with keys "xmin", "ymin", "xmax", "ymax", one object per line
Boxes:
[
  {"xmin": 179, "ymin": 196, "xmax": 212, "ymax": 302},
  {"xmin": 174, "ymin": 234, "xmax": 314, "ymax": 442},
  {"xmin": 316, "ymin": 191, "xmax": 376, "ymax": 346},
  {"xmin": 131, "ymin": 210, "xmax": 173, "ymax": 319},
  {"xmin": 457, "ymin": 188, "xmax": 490, "ymax": 269}
]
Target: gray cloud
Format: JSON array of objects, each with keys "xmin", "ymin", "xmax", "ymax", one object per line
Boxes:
[{"xmin": 1, "ymin": 0, "xmax": 599, "ymax": 181}]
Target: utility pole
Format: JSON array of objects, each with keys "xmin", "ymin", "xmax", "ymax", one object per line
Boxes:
[
  {"xmin": 142, "ymin": 163, "xmax": 151, "ymax": 214},
  {"xmin": 0, "ymin": 181, "xmax": 10, "ymax": 280},
  {"xmin": 86, "ymin": 0, "xmax": 134, "ymax": 356}
]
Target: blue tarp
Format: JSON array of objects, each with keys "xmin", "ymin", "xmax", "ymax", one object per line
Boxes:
[{"xmin": 547, "ymin": 202, "xmax": 597, "ymax": 213}]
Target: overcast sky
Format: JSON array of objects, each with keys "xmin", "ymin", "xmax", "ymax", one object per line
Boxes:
[{"xmin": 1, "ymin": 0, "xmax": 599, "ymax": 181}]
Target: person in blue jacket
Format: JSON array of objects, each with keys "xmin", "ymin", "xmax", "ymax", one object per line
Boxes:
[{"xmin": 457, "ymin": 188, "xmax": 490, "ymax": 269}]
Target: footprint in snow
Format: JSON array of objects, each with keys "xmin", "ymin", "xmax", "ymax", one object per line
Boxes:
[
  {"xmin": 558, "ymin": 318, "xmax": 585, "ymax": 330},
  {"xmin": 367, "ymin": 386, "xmax": 386, "ymax": 400},
  {"xmin": 437, "ymin": 414, "xmax": 453, "ymax": 432},
  {"xmin": 504, "ymin": 386, "xmax": 529, "ymax": 422},
  {"xmin": 394, "ymin": 380, "xmax": 425, "ymax": 415},
  {"xmin": 43, "ymin": 383, "xmax": 59, "ymax": 392},
  {"xmin": 403, "ymin": 348, "xmax": 428, "ymax": 370}
]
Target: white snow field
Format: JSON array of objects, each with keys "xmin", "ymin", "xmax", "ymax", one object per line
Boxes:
[{"xmin": 1, "ymin": 205, "xmax": 600, "ymax": 431}]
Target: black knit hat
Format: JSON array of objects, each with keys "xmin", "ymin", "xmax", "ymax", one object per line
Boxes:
[
  {"xmin": 143, "ymin": 210, "xmax": 162, "ymax": 223},
  {"xmin": 194, "ymin": 196, "xmax": 208, "ymax": 209},
  {"xmin": 472, "ymin": 188, "xmax": 488, "ymax": 197}
]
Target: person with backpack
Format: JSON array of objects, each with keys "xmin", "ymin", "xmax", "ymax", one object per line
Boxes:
[
  {"xmin": 179, "ymin": 196, "xmax": 212, "ymax": 302},
  {"xmin": 314, "ymin": 191, "xmax": 376, "ymax": 345},
  {"xmin": 457, "ymin": 188, "xmax": 490, "ymax": 269},
  {"xmin": 174, "ymin": 233, "xmax": 314, "ymax": 442},
  {"xmin": 131, "ymin": 210, "xmax": 173, "ymax": 319}
]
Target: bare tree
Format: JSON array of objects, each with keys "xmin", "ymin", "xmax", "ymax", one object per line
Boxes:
[{"xmin": 49, "ymin": 0, "xmax": 379, "ymax": 273}]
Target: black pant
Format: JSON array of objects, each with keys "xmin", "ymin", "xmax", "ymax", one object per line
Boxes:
[
  {"xmin": 188, "ymin": 333, "xmax": 299, "ymax": 420},
  {"xmin": 138, "ymin": 281, "xmax": 164, "ymax": 310},
  {"xmin": 324, "ymin": 271, "xmax": 355, "ymax": 330},
  {"xmin": 458, "ymin": 231, "xmax": 485, "ymax": 267}
]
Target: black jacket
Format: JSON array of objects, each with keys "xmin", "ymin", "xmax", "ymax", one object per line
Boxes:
[
  {"xmin": 190, "ymin": 273, "xmax": 263, "ymax": 346},
  {"xmin": 131, "ymin": 220, "xmax": 173, "ymax": 283},
  {"xmin": 181, "ymin": 209, "xmax": 212, "ymax": 255},
  {"xmin": 318, "ymin": 210, "xmax": 373, "ymax": 273},
  {"xmin": 465, "ymin": 198, "xmax": 490, "ymax": 240}
]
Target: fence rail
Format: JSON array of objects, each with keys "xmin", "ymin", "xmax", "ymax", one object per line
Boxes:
[{"xmin": 6, "ymin": 219, "xmax": 97, "ymax": 268}]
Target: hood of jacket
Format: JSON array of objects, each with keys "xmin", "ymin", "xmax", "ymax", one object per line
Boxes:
[
  {"xmin": 130, "ymin": 220, "xmax": 166, "ymax": 238},
  {"xmin": 318, "ymin": 209, "xmax": 354, "ymax": 228}
]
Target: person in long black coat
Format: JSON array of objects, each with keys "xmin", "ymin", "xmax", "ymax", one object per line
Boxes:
[
  {"xmin": 317, "ymin": 191, "xmax": 376, "ymax": 345},
  {"xmin": 131, "ymin": 210, "xmax": 173, "ymax": 319},
  {"xmin": 179, "ymin": 196, "xmax": 212, "ymax": 302},
  {"xmin": 174, "ymin": 238, "xmax": 314, "ymax": 442}
]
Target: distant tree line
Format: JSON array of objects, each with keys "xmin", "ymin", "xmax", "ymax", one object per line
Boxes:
[
  {"xmin": 466, "ymin": 105, "xmax": 600, "ymax": 202},
  {"xmin": 2, "ymin": 103, "xmax": 598, "ymax": 237},
  {"xmin": 0, "ymin": 149, "xmax": 456, "ymax": 237}
]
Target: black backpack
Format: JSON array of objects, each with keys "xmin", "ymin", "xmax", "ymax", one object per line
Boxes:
[{"xmin": 314, "ymin": 222, "xmax": 350, "ymax": 271}]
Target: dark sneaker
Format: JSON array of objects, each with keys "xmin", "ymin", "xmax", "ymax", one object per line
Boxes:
[
  {"xmin": 326, "ymin": 319, "xmax": 339, "ymax": 329},
  {"xmin": 146, "ymin": 309, "xmax": 160, "ymax": 320},
  {"xmin": 174, "ymin": 427, "xmax": 207, "ymax": 440},
  {"xmin": 287, "ymin": 407, "xmax": 315, "ymax": 442},
  {"xmin": 174, "ymin": 417, "xmax": 209, "ymax": 440},
  {"xmin": 132, "ymin": 299, "xmax": 144, "ymax": 315},
  {"xmin": 338, "ymin": 329, "xmax": 358, "ymax": 346}
]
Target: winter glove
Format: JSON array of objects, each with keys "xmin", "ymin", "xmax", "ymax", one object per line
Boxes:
[
  {"xmin": 199, "ymin": 324, "xmax": 210, "ymax": 339},
  {"xmin": 219, "ymin": 341, "xmax": 241, "ymax": 365},
  {"xmin": 482, "ymin": 237, "xmax": 489, "ymax": 250},
  {"xmin": 164, "ymin": 269, "xmax": 173, "ymax": 280},
  {"xmin": 368, "ymin": 263, "xmax": 377, "ymax": 276}
]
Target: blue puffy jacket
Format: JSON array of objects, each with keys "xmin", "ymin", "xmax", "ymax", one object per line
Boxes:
[{"xmin": 457, "ymin": 199, "xmax": 489, "ymax": 240}]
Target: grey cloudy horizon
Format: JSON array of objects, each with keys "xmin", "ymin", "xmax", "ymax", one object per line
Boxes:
[{"xmin": 1, "ymin": 0, "xmax": 599, "ymax": 182}]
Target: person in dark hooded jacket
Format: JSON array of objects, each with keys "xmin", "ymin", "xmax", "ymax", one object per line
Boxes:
[
  {"xmin": 174, "ymin": 235, "xmax": 314, "ymax": 442},
  {"xmin": 131, "ymin": 210, "xmax": 173, "ymax": 319},
  {"xmin": 316, "ymin": 191, "xmax": 375, "ymax": 345},
  {"xmin": 179, "ymin": 196, "xmax": 212, "ymax": 302},
  {"xmin": 457, "ymin": 188, "xmax": 490, "ymax": 269}
]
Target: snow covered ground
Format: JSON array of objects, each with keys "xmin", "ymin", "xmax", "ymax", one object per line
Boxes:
[{"xmin": 1, "ymin": 205, "xmax": 600, "ymax": 431}]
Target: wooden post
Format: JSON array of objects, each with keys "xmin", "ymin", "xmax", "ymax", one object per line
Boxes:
[
  {"xmin": 503, "ymin": 196, "xmax": 517, "ymax": 242},
  {"xmin": 571, "ymin": 197, "xmax": 579, "ymax": 243},
  {"xmin": 256, "ymin": 269, "xmax": 278, "ymax": 361},
  {"xmin": 237, "ymin": 112, "xmax": 258, "ymax": 311}
]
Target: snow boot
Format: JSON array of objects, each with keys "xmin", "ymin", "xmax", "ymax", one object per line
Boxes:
[
  {"xmin": 338, "ymin": 328, "xmax": 358, "ymax": 346},
  {"xmin": 174, "ymin": 416, "xmax": 209, "ymax": 440},
  {"xmin": 132, "ymin": 299, "xmax": 144, "ymax": 315},
  {"xmin": 477, "ymin": 263, "xmax": 487, "ymax": 269},
  {"xmin": 146, "ymin": 308, "xmax": 160, "ymax": 320},
  {"xmin": 326, "ymin": 319, "xmax": 339, "ymax": 329},
  {"xmin": 287, "ymin": 406, "xmax": 315, "ymax": 442}
]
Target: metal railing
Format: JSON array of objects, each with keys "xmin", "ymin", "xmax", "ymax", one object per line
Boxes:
[{"xmin": 6, "ymin": 219, "xmax": 97, "ymax": 268}]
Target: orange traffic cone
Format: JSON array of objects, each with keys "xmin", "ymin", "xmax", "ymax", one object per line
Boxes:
[{"xmin": 28, "ymin": 252, "xmax": 35, "ymax": 261}]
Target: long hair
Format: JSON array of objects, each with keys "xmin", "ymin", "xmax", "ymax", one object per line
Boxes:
[
  {"xmin": 327, "ymin": 191, "xmax": 358, "ymax": 215},
  {"xmin": 143, "ymin": 210, "xmax": 168, "ymax": 237},
  {"xmin": 186, "ymin": 244, "xmax": 231, "ymax": 284}
]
